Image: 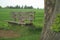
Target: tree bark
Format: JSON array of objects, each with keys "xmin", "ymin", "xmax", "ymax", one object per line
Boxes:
[{"xmin": 40, "ymin": 0, "xmax": 60, "ymax": 40}]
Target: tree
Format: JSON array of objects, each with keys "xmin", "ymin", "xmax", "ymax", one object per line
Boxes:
[
  {"xmin": 27, "ymin": 6, "xmax": 33, "ymax": 9},
  {"xmin": 5, "ymin": 5, "xmax": 20, "ymax": 9},
  {"xmin": 5, "ymin": 6, "xmax": 10, "ymax": 8},
  {"xmin": 20, "ymin": 6, "xmax": 24, "ymax": 9},
  {"xmin": 40, "ymin": 0, "xmax": 60, "ymax": 40},
  {"xmin": 0, "ymin": 6, "xmax": 2, "ymax": 8},
  {"xmin": 24, "ymin": 5, "xmax": 33, "ymax": 9},
  {"xmin": 15, "ymin": 5, "xmax": 20, "ymax": 9},
  {"xmin": 24, "ymin": 5, "xmax": 27, "ymax": 9}
]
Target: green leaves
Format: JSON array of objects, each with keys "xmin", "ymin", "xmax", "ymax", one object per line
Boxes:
[{"xmin": 51, "ymin": 14, "xmax": 60, "ymax": 32}]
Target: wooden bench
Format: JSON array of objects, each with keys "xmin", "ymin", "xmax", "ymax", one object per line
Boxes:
[{"xmin": 8, "ymin": 21, "xmax": 33, "ymax": 26}]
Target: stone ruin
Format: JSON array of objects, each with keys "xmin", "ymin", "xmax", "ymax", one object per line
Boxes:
[{"xmin": 10, "ymin": 12, "xmax": 35, "ymax": 25}]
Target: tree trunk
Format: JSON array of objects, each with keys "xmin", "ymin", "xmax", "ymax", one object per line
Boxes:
[{"xmin": 40, "ymin": 0, "xmax": 60, "ymax": 40}]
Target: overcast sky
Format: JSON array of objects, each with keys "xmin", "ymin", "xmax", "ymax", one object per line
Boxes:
[{"xmin": 0, "ymin": 0, "xmax": 44, "ymax": 8}]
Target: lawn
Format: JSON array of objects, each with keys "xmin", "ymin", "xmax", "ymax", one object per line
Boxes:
[{"xmin": 0, "ymin": 8, "xmax": 44, "ymax": 40}]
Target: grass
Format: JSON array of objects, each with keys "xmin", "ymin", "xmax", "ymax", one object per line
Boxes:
[
  {"xmin": 0, "ymin": 8, "xmax": 44, "ymax": 40},
  {"xmin": 0, "ymin": 34, "xmax": 40, "ymax": 40},
  {"xmin": 0, "ymin": 8, "xmax": 44, "ymax": 27}
]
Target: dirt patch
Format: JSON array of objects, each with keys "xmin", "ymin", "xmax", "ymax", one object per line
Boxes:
[{"xmin": 0, "ymin": 30, "xmax": 20, "ymax": 38}]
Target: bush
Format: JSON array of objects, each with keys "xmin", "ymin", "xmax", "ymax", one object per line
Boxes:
[{"xmin": 51, "ymin": 14, "xmax": 60, "ymax": 32}]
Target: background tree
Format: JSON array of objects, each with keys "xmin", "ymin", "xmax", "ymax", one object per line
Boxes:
[
  {"xmin": 0, "ymin": 5, "xmax": 34, "ymax": 9},
  {"xmin": 20, "ymin": 6, "xmax": 24, "ymax": 9},
  {"xmin": 24, "ymin": 5, "xmax": 33, "ymax": 9},
  {"xmin": 0, "ymin": 6, "xmax": 2, "ymax": 8},
  {"xmin": 15, "ymin": 5, "xmax": 20, "ymax": 9},
  {"xmin": 24, "ymin": 5, "xmax": 27, "ymax": 9}
]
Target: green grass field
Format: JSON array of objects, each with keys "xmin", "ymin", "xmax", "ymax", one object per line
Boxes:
[{"xmin": 0, "ymin": 8, "xmax": 44, "ymax": 40}]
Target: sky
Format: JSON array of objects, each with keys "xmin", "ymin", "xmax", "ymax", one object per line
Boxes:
[{"xmin": 0, "ymin": 0, "xmax": 44, "ymax": 9}]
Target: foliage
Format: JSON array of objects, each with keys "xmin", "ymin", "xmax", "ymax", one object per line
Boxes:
[
  {"xmin": 24, "ymin": 5, "xmax": 33, "ymax": 9},
  {"xmin": 0, "ymin": 5, "xmax": 33, "ymax": 9},
  {"xmin": 0, "ymin": 6, "xmax": 2, "ymax": 8},
  {"xmin": 51, "ymin": 14, "xmax": 60, "ymax": 32}
]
